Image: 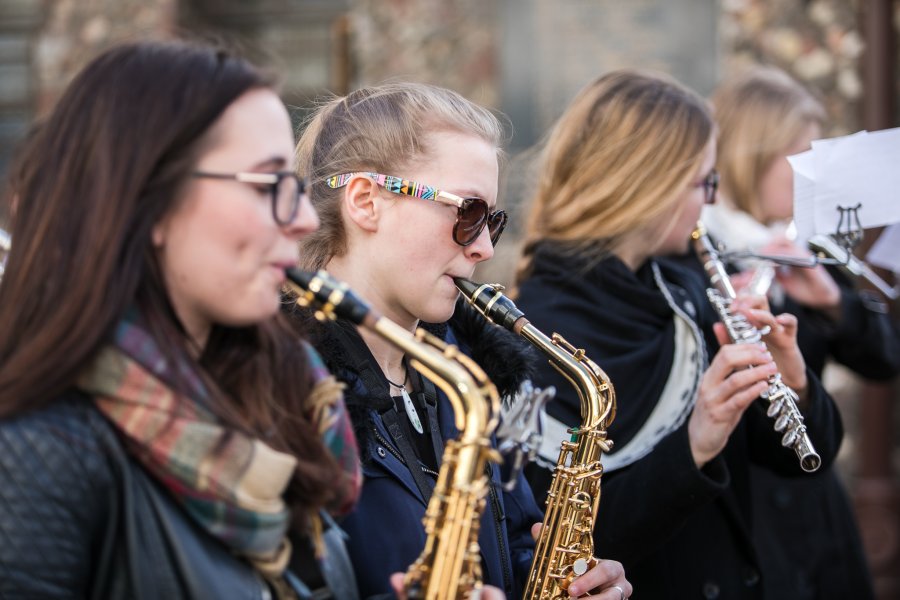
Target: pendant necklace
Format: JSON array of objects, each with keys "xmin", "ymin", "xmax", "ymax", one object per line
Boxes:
[{"xmin": 386, "ymin": 369, "xmax": 423, "ymax": 434}]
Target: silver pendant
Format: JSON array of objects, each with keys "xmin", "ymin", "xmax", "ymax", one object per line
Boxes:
[{"xmin": 401, "ymin": 387, "xmax": 424, "ymax": 434}]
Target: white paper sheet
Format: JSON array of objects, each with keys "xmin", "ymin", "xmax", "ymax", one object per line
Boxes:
[
  {"xmin": 789, "ymin": 127, "xmax": 900, "ymax": 245},
  {"xmin": 867, "ymin": 223, "xmax": 900, "ymax": 274}
]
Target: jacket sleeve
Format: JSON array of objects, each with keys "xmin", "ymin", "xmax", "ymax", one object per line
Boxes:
[
  {"xmin": 591, "ymin": 422, "xmax": 730, "ymax": 566},
  {"xmin": 811, "ymin": 287, "xmax": 900, "ymax": 380},
  {"xmin": 0, "ymin": 402, "xmax": 114, "ymax": 598},
  {"xmin": 501, "ymin": 468, "xmax": 543, "ymax": 593}
]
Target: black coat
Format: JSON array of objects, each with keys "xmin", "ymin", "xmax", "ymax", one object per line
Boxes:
[
  {"xmin": 0, "ymin": 392, "xmax": 357, "ymax": 600},
  {"xmin": 292, "ymin": 301, "xmax": 543, "ymax": 600},
  {"xmin": 515, "ymin": 244, "xmax": 844, "ymax": 600},
  {"xmin": 673, "ymin": 245, "xmax": 897, "ymax": 600}
]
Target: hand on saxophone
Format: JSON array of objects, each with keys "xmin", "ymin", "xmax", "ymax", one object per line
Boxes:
[
  {"xmin": 389, "ymin": 574, "xmax": 505, "ymax": 600},
  {"xmin": 529, "ymin": 524, "xmax": 633, "ymax": 599},
  {"xmin": 688, "ymin": 337, "xmax": 779, "ymax": 468}
]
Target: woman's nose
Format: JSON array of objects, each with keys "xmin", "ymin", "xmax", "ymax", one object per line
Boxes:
[
  {"xmin": 464, "ymin": 224, "xmax": 495, "ymax": 263},
  {"xmin": 285, "ymin": 193, "xmax": 320, "ymax": 239}
]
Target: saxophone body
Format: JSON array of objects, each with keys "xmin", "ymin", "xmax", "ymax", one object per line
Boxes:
[
  {"xmin": 691, "ymin": 223, "xmax": 821, "ymax": 473},
  {"xmin": 286, "ymin": 268, "xmax": 501, "ymax": 600},
  {"xmin": 455, "ymin": 278, "xmax": 616, "ymax": 599}
]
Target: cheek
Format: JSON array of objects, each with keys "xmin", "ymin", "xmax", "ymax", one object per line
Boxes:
[{"xmin": 758, "ymin": 161, "xmax": 795, "ymax": 219}]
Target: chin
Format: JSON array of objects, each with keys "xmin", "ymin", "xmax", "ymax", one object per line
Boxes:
[
  {"xmin": 420, "ymin": 300, "xmax": 457, "ymax": 325},
  {"xmin": 244, "ymin": 297, "xmax": 282, "ymax": 326}
]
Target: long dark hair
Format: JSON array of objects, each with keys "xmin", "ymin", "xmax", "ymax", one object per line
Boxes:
[{"xmin": 0, "ymin": 39, "xmax": 343, "ymax": 519}]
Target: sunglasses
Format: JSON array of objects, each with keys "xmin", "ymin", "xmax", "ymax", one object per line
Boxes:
[
  {"xmin": 701, "ymin": 169, "xmax": 719, "ymax": 205},
  {"xmin": 325, "ymin": 172, "xmax": 508, "ymax": 247}
]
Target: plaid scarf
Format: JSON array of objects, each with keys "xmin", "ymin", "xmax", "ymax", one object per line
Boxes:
[{"xmin": 78, "ymin": 312, "xmax": 357, "ymax": 577}]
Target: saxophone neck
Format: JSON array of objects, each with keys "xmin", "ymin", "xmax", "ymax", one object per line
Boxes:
[
  {"xmin": 524, "ymin": 325, "xmax": 616, "ymax": 429},
  {"xmin": 455, "ymin": 276, "xmax": 616, "ymax": 429}
]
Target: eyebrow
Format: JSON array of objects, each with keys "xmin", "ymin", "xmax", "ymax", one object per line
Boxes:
[{"xmin": 250, "ymin": 156, "xmax": 288, "ymax": 171}]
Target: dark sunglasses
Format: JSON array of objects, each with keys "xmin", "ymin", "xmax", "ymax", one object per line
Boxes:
[
  {"xmin": 701, "ymin": 169, "xmax": 719, "ymax": 205},
  {"xmin": 325, "ymin": 172, "xmax": 508, "ymax": 247},
  {"xmin": 193, "ymin": 170, "xmax": 307, "ymax": 226}
]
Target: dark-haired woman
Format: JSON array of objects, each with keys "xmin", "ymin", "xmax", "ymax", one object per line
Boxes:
[{"xmin": 0, "ymin": 39, "xmax": 359, "ymax": 599}]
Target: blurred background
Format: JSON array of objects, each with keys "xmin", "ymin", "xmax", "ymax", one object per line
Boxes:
[{"xmin": 0, "ymin": 0, "xmax": 897, "ymax": 596}]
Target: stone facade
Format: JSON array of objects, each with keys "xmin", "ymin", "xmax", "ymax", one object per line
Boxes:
[{"xmin": 720, "ymin": 0, "xmax": 866, "ymax": 135}]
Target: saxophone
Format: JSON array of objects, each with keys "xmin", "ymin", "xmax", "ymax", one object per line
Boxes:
[
  {"xmin": 691, "ymin": 223, "xmax": 821, "ymax": 473},
  {"xmin": 455, "ymin": 278, "xmax": 616, "ymax": 599},
  {"xmin": 285, "ymin": 268, "xmax": 501, "ymax": 600}
]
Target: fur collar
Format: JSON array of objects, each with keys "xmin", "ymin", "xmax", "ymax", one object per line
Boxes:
[{"xmin": 284, "ymin": 298, "xmax": 538, "ymax": 460}]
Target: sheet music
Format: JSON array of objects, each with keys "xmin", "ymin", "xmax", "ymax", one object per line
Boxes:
[
  {"xmin": 789, "ymin": 127, "xmax": 900, "ymax": 242},
  {"xmin": 787, "ymin": 149, "xmax": 817, "ymax": 245},
  {"xmin": 867, "ymin": 223, "xmax": 900, "ymax": 274}
]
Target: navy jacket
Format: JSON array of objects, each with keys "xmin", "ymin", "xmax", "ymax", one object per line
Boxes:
[{"xmin": 293, "ymin": 302, "xmax": 543, "ymax": 600}]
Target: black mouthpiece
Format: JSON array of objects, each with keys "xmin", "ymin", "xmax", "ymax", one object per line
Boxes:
[
  {"xmin": 454, "ymin": 277, "xmax": 526, "ymax": 332},
  {"xmin": 285, "ymin": 267, "xmax": 371, "ymax": 325}
]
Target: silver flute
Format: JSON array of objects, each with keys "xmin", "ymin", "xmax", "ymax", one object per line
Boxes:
[{"xmin": 692, "ymin": 222, "xmax": 821, "ymax": 473}]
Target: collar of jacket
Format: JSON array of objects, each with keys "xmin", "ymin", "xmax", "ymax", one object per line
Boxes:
[{"xmin": 288, "ymin": 298, "xmax": 538, "ymax": 463}]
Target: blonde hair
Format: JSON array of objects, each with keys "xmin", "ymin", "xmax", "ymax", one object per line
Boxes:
[
  {"xmin": 516, "ymin": 69, "xmax": 714, "ymax": 281},
  {"xmin": 295, "ymin": 82, "xmax": 505, "ymax": 269},
  {"xmin": 712, "ymin": 65, "xmax": 825, "ymax": 219}
]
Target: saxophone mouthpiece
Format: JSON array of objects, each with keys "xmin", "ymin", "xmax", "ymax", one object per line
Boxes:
[
  {"xmin": 454, "ymin": 278, "xmax": 527, "ymax": 332},
  {"xmin": 285, "ymin": 267, "xmax": 374, "ymax": 326}
]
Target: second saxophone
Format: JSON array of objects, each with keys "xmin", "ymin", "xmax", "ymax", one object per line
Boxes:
[
  {"xmin": 455, "ymin": 278, "xmax": 616, "ymax": 599},
  {"xmin": 692, "ymin": 223, "xmax": 821, "ymax": 473}
]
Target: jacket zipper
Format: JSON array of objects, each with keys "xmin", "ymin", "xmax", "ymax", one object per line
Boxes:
[
  {"xmin": 372, "ymin": 428, "xmax": 439, "ymax": 477},
  {"xmin": 375, "ymin": 427, "xmax": 512, "ymax": 593},
  {"xmin": 488, "ymin": 474, "xmax": 513, "ymax": 595}
]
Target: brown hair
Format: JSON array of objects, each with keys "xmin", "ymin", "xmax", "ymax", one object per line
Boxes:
[
  {"xmin": 712, "ymin": 65, "xmax": 825, "ymax": 220},
  {"xmin": 0, "ymin": 39, "xmax": 343, "ymax": 517},
  {"xmin": 294, "ymin": 81, "xmax": 505, "ymax": 269},
  {"xmin": 516, "ymin": 69, "xmax": 714, "ymax": 281}
]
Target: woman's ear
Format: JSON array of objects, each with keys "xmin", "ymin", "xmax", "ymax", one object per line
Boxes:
[
  {"xmin": 342, "ymin": 175, "xmax": 381, "ymax": 234},
  {"xmin": 151, "ymin": 216, "xmax": 169, "ymax": 248}
]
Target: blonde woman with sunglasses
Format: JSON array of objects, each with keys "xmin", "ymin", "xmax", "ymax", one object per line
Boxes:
[{"xmin": 287, "ymin": 82, "xmax": 631, "ymax": 600}]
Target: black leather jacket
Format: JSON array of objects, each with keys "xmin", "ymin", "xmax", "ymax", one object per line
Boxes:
[{"xmin": 0, "ymin": 391, "xmax": 358, "ymax": 600}]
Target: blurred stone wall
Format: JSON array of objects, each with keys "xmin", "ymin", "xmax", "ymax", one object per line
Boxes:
[
  {"xmin": 0, "ymin": 0, "xmax": 42, "ymax": 227},
  {"xmin": 350, "ymin": 0, "xmax": 500, "ymax": 109},
  {"xmin": 32, "ymin": 0, "xmax": 177, "ymax": 114},
  {"xmin": 721, "ymin": 0, "xmax": 867, "ymax": 135}
]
